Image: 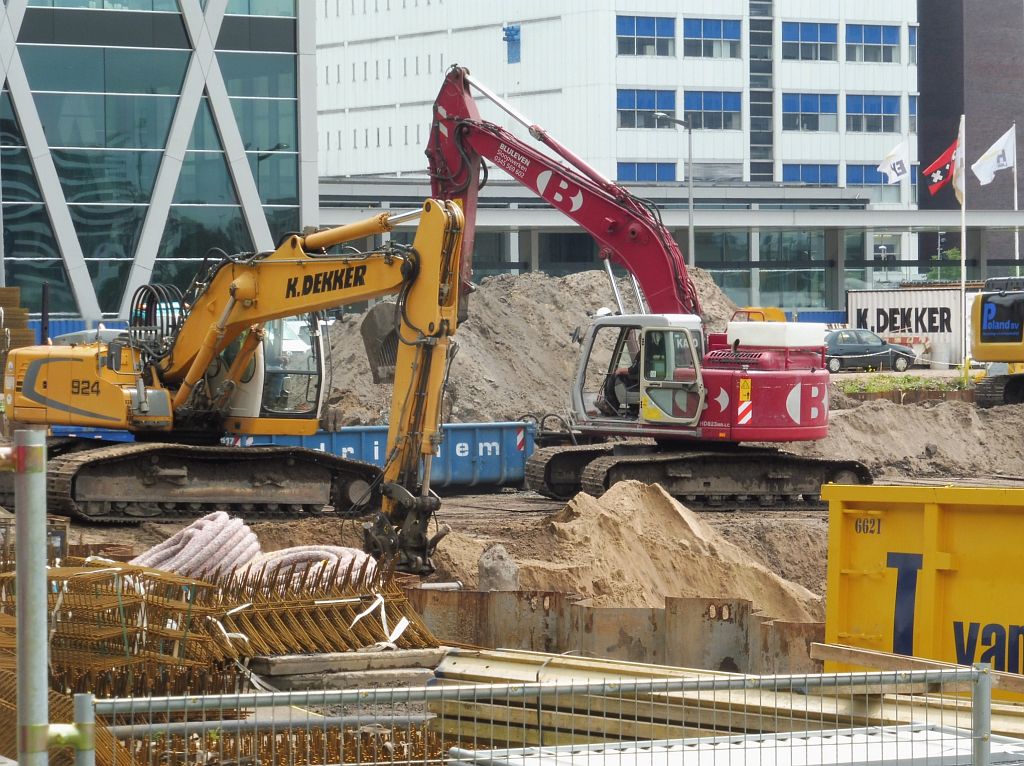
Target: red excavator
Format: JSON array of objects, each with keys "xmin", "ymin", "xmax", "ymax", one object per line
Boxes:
[{"xmin": 372, "ymin": 65, "xmax": 870, "ymax": 506}]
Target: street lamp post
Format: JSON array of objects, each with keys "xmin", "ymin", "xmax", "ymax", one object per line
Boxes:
[{"xmin": 654, "ymin": 112, "xmax": 694, "ymax": 267}]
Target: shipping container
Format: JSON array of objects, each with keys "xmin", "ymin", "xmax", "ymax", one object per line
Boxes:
[
  {"xmin": 823, "ymin": 484, "xmax": 1024, "ymax": 679},
  {"xmin": 53, "ymin": 422, "xmax": 536, "ymax": 489},
  {"xmin": 243, "ymin": 421, "xmax": 535, "ymax": 488},
  {"xmin": 846, "ymin": 288, "xmax": 979, "ymax": 369}
]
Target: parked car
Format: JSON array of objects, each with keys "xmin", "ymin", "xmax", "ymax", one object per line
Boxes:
[{"xmin": 824, "ymin": 329, "xmax": 916, "ymax": 373}]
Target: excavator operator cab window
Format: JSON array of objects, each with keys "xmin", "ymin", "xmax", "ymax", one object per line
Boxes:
[
  {"xmin": 639, "ymin": 327, "xmax": 704, "ymax": 425},
  {"xmin": 261, "ymin": 316, "xmax": 321, "ymax": 417}
]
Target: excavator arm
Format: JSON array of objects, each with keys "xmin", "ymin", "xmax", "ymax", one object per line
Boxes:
[{"xmin": 427, "ymin": 64, "xmax": 701, "ymax": 317}]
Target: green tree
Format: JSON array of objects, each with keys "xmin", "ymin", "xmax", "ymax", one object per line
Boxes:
[{"xmin": 926, "ymin": 247, "xmax": 962, "ymax": 281}]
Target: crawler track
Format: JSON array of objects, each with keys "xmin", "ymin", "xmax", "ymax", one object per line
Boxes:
[
  {"xmin": 527, "ymin": 443, "xmax": 871, "ymax": 510},
  {"xmin": 0, "ymin": 442, "xmax": 382, "ymax": 523}
]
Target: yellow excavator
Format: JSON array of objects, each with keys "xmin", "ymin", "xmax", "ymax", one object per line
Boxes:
[
  {"xmin": 2, "ymin": 198, "xmax": 464, "ymax": 574},
  {"xmin": 970, "ymin": 277, "xmax": 1024, "ymax": 407}
]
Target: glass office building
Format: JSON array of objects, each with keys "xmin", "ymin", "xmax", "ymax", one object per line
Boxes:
[{"xmin": 0, "ymin": 0, "xmax": 315, "ymax": 318}]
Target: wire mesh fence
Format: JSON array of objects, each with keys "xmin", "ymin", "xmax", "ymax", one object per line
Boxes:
[{"xmin": 84, "ymin": 666, "xmax": 1003, "ymax": 766}]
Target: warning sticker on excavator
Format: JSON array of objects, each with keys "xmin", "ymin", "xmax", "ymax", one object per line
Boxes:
[{"xmin": 739, "ymin": 378, "xmax": 752, "ymax": 402}]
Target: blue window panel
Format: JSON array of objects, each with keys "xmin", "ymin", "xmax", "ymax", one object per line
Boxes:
[
  {"xmin": 802, "ymin": 23, "xmax": 819, "ymax": 42},
  {"xmin": 704, "ymin": 91, "xmax": 722, "ymax": 110},
  {"xmin": 636, "ymin": 90, "xmax": 656, "ymax": 109},
  {"xmin": 847, "ymin": 24, "xmax": 863, "ymax": 43},
  {"xmin": 782, "ymin": 22, "xmax": 799, "ymax": 42},
  {"xmin": 683, "ymin": 18, "xmax": 702, "ymax": 38},
  {"xmin": 723, "ymin": 20, "xmax": 741, "ymax": 40},
  {"xmin": 704, "ymin": 19, "xmax": 722, "ymax": 38},
  {"xmin": 617, "ymin": 89, "xmax": 635, "ymax": 109},
  {"xmin": 636, "ymin": 163, "xmax": 657, "ymax": 182},
  {"xmin": 782, "ymin": 93, "xmax": 800, "ymax": 113},
  {"xmin": 882, "ymin": 25, "xmax": 899, "ymax": 44},
  {"xmin": 864, "ymin": 95, "xmax": 883, "ymax": 114},
  {"xmin": 864, "ymin": 165, "xmax": 884, "ymax": 184},
  {"xmin": 783, "ymin": 164, "xmax": 801, "ymax": 182},
  {"xmin": 803, "ymin": 165, "xmax": 820, "ymax": 184},
  {"xmin": 617, "ymin": 162, "xmax": 637, "ymax": 182},
  {"xmin": 636, "ymin": 16, "xmax": 656, "ymax": 36},
  {"xmin": 684, "ymin": 91, "xmax": 702, "ymax": 110},
  {"xmin": 910, "ymin": 95, "xmax": 917, "ymax": 116},
  {"xmin": 820, "ymin": 165, "xmax": 838, "ymax": 184},
  {"xmin": 616, "ymin": 15, "xmax": 635, "ymax": 35},
  {"xmin": 847, "ymin": 95, "xmax": 863, "ymax": 113},
  {"xmin": 820, "ymin": 23, "xmax": 838, "ymax": 42},
  {"xmin": 847, "ymin": 165, "xmax": 864, "ymax": 184},
  {"xmin": 656, "ymin": 163, "xmax": 676, "ymax": 182},
  {"xmin": 655, "ymin": 91, "xmax": 675, "ymax": 110},
  {"xmin": 882, "ymin": 96, "xmax": 899, "ymax": 114},
  {"xmin": 655, "ymin": 17, "xmax": 674, "ymax": 37},
  {"xmin": 820, "ymin": 94, "xmax": 837, "ymax": 113},
  {"xmin": 909, "ymin": 26, "xmax": 917, "ymax": 44},
  {"xmin": 723, "ymin": 92, "xmax": 742, "ymax": 111},
  {"xmin": 800, "ymin": 93, "xmax": 819, "ymax": 113},
  {"xmin": 864, "ymin": 25, "xmax": 882, "ymax": 44}
]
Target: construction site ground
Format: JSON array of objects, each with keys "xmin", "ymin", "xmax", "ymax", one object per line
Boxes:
[{"xmin": 61, "ymin": 270, "xmax": 1024, "ymax": 626}]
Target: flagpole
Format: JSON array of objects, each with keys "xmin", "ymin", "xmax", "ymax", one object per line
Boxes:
[
  {"xmin": 960, "ymin": 114, "xmax": 968, "ymax": 367},
  {"xmin": 1015, "ymin": 122, "xmax": 1020, "ymax": 278}
]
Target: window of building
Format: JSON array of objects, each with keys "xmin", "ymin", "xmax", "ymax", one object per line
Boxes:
[
  {"xmin": 616, "ymin": 15, "xmax": 675, "ymax": 56},
  {"xmin": 847, "ymin": 164, "xmax": 900, "ymax": 202},
  {"xmin": 781, "ymin": 93, "xmax": 837, "ymax": 131},
  {"xmin": 782, "ymin": 164, "xmax": 838, "ymax": 186},
  {"xmin": 846, "ymin": 94, "xmax": 900, "ymax": 132},
  {"xmin": 909, "ymin": 95, "xmax": 917, "ymax": 133},
  {"xmin": 846, "ymin": 24, "xmax": 900, "ymax": 63},
  {"xmin": 682, "ymin": 18, "xmax": 740, "ymax": 58},
  {"xmin": 912, "ymin": 164, "xmax": 919, "ymax": 204},
  {"xmin": 909, "ymin": 25, "xmax": 917, "ymax": 65},
  {"xmin": 781, "ymin": 22, "xmax": 837, "ymax": 61},
  {"xmin": 683, "ymin": 90, "xmax": 741, "ymax": 130},
  {"xmin": 617, "ymin": 89, "xmax": 675, "ymax": 128},
  {"xmin": 617, "ymin": 162, "xmax": 676, "ymax": 182}
]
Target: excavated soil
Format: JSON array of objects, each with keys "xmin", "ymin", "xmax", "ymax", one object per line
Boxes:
[
  {"xmin": 321, "ymin": 268, "xmax": 736, "ymax": 426},
  {"xmin": 434, "ymin": 481, "xmax": 821, "ymax": 622},
  {"xmin": 65, "ymin": 269, "xmax": 1024, "ymax": 622}
]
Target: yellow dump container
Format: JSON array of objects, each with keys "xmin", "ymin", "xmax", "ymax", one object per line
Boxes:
[{"xmin": 823, "ymin": 484, "xmax": 1024, "ymax": 674}]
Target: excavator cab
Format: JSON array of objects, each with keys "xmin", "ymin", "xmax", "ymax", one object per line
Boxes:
[
  {"xmin": 206, "ymin": 313, "xmax": 326, "ymax": 425},
  {"xmin": 576, "ymin": 315, "xmax": 706, "ymax": 432}
]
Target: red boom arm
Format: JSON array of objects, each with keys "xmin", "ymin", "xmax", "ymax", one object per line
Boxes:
[{"xmin": 426, "ymin": 65, "xmax": 701, "ymax": 317}]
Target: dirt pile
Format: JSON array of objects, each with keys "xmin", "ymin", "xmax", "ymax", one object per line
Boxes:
[
  {"xmin": 786, "ymin": 399, "xmax": 1024, "ymax": 478},
  {"xmin": 432, "ymin": 481, "xmax": 822, "ymax": 622},
  {"xmin": 322, "ymin": 268, "xmax": 737, "ymax": 426}
]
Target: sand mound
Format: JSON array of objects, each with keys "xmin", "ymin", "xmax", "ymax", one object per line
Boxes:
[
  {"xmin": 786, "ymin": 399, "xmax": 1024, "ymax": 478},
  {"xmin": 434, "ymin": 481, "xmax": 821, "ymax": 622},
  {"xmin": 322, "ymin": 268, "xmax": 738, "ymax": 427}
]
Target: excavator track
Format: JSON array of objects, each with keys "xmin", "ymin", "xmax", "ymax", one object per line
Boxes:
[
  {"xmin": 974, "ymin": 374, "xmax": 1009, "ymax": 408},
  {"xmin": 579, "ymin": 448, "xmax": 871, "ymax": 508},
  {"xmin": 527, "ymin": 443, "xmax": 871, "ymax": 509},
  {"xmin": 0, "ymin": 442, "xmax": 382, "ymax": 523},
  {"xmin": 524, "ymin": 443, "xmax": 614, "ymax": 499}
]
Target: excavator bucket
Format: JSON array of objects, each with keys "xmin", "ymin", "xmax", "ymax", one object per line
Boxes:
[{"xmin": 361, "ymin": 300, "xmax": 399, "ymax": 384}]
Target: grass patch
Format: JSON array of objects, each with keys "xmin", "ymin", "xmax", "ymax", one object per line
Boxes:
[{"xmin": 836, "ymin": 374, "xmax": 968, "ymax": 394}]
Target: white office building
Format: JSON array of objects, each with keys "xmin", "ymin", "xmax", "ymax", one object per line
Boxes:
[{"xmin": 315, "ymin": 0, "xmax": 920, "ymax": 310}]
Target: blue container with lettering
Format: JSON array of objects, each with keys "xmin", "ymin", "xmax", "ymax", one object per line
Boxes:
[{"xmin": 243, "ymin": 421, "xmax": 536, "ymax": 488}]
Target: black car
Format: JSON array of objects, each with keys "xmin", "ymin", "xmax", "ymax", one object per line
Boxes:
[{"xmin": 824, "ymin": 329, "xmax": 916, "ymax": 373}]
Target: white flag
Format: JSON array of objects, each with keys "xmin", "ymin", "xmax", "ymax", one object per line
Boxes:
[
  {"xmin": 971, "ymin": 124, "xmax": 1016, "ymax": 185},
  {"xmin": 876, "ymin": 142, "xmax": 909, "ymax": 184},
  {"xmin": 953, "ymin": 114, "xmax": 966, "ymax": 206}
]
